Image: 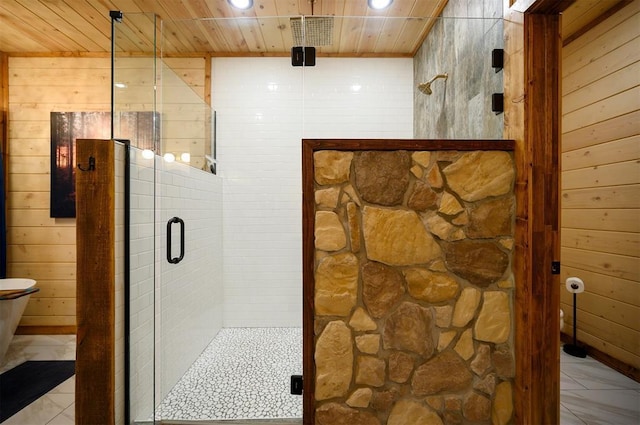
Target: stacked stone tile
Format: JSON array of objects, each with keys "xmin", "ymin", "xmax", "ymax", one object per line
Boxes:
[{"xmin": 313, "ymin": 150, "xmax": 516, "ymax": 425}]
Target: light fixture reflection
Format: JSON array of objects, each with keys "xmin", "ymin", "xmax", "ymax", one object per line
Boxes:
[
  {"xmin": 228, "ymin": 0, "xmax": 253, "ymax": 10},
  {"xmin": 368, "ymin": 0, "xmax": 393, "ymax": 10},
  {"xmin": 141, "ymin": 149, "xmax": 154, "ymax": 159},
  {"xmin": 163, "ymin": 152, "xmax": 176, "ymax": 163},
  {"xmin": 180, "ymin": 152, "xmax": 191, "ymax": 162},
  {"xmin": 114, "ymin": 82, "xmax": 127, "ymax": 88}
]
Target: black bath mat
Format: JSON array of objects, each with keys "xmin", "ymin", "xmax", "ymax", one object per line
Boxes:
[{"xmin": 0, "ymin": 360, "xmax": 75, "ymax": 422}]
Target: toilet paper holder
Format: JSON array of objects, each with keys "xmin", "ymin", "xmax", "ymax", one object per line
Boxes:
[{"xmin": 563, "ymin": 277, "xmax": 587, "ymax": 358}]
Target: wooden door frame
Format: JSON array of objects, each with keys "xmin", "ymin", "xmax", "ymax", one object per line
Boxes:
[{"xmin": 506, "ymin": 0, "xmax": 572, "ymax": 423}]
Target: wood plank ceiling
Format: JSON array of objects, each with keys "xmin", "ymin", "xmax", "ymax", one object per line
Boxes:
[{"xmin": 0, "ymin": 0, "xmax": 628, "ymax": 56}]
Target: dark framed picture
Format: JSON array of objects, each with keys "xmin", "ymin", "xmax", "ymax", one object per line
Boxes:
[
  {"xmin": 50, "ymin": 112, "xmax": 110, "ymax": 218},
  {"xmin": 50, "ymin": 111, "xmax": 158, "ymax": 218}
]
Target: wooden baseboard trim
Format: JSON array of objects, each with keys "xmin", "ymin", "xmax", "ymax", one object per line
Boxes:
[
  {"xmin": 561, "ymin": 333, "xmax": 639, "ymax": 382},
  {"xmin": 15, "ymin": 325, "xmax": 77, "ymax": 335}
]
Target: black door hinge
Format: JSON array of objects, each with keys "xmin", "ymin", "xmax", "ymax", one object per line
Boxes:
[
  {"xmin": 551, "ymin": 261, "xmax": 560, "ymax": 275},
  {"xmin": 290, "ymin": 375, "xmax": 303, "ymax": 395}
]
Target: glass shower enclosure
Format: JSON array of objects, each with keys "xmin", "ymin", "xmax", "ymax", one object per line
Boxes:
[{"xmin": 111, "ymin": 8, "xmax": 504, "ymax": 424}]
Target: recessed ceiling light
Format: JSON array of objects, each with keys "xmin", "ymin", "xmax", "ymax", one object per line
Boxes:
[
  {"xmin": 368, "ymin": 0, "xmax": 393, "ymax": 10},
  {"xmin": 228, "ymin": 0, "xmax": 253, "ymax": 10}
]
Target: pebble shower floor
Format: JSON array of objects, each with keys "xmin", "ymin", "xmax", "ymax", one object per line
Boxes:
[{"xmin": 155, "ymin": 327, "xmax": 303, "ymax": 421}]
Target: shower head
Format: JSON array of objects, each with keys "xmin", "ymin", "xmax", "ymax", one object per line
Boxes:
[
  {"xmin": 418, "ymin": 82, "xmax": 433, "ymax": 95},
  {"xmin": 418, "ymin": 73, "xmax": 448, "ymax": 95}
]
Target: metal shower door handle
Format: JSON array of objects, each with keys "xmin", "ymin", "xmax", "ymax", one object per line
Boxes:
[{"xmin": 167, "ymin": 217, "xmax": 185, "ymax": 264}]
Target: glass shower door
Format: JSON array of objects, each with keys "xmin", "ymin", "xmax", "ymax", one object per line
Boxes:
[
  {"xmin": 149, "ymin": 15, "xmax": 306, "ymax": 423},
  {"xmin": 111, "ymin": 11, "xmax": 158, "ymax": 425}
]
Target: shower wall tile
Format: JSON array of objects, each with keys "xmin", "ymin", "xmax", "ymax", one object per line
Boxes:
[
  {"xmin": 212, "ymin": 57, "xmax": 413, "ymax": 328},
  {"xmin": 156, "ymin": 160, "xmax": 223, "ymax": 399},
  {"xmin": 126, "ymin": 148, "xmax": 224, "ymax": 421},
  {"xmin": 413, "ymin": 0, "xmax": 504, "ymax": 139},
  {"xmin": 128, "ymin": 148, "xmax": 157, "ymax": 422}
]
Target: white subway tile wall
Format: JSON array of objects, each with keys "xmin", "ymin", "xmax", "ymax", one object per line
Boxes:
[
  {"xmin": 213, "ymin": 57, "xmax": 413, "ymax": 327},
  {"xmin": 155, "ymin": 157, "xmax": 224, "ymax": 401},
  {"xmin": 128, "ymin": 148, "xmax": 157, "ymax": 421},
  {"xmin": 127, "ymin": 148, "xmax": 224, "ymax": 420}
]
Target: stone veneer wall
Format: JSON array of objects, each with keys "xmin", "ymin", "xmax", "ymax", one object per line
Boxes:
[{"xmin": 312, "ymin": 149, "xmax": 516, "ymax": 425}]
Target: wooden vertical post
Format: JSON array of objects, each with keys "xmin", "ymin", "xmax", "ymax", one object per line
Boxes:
[
  {"xmin": 505, "ymin": 1, "xmax": 564, "ymax": 422},
  {"xmin": 75, "ymin": 139, "xmax": 115, "ymax": 424}
]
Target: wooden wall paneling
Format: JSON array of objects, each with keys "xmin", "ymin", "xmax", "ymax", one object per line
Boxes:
[
  {"xmin": 563, "ymin": 1, "xmax": 639, "ymax": 56},
  {"xmin": 568, "ymin": 330, "xmax": 640, "ymax": 380},
  {"xmin": 562, "ymin": 11, "xmax": 640, "ymax": 79},
  {"xmin": 561, "ymin": 266, "xmax": 640, "ymax": 305},
  {"xmin": 21, "ymin": 279, "xmax": 76, "ymax": 298},
  {"xmin": 563, "ymin": 87, "xmax": 640, "ymax": 133},
  {"xmin": 563, "ymin": 61, "xmax": 640, "ymax": 114},
  {"xmin": 562, "ymin": 0, "xmax": 615, "ymax": 37},
  {"xmin": 24, "ymin": 297, "xmax": 75, "ymax": 317},
  {"xmin": 562, "ymin": 160, "xmax": 640, "ymax": 189},
  {"xmin": 17, "ymin": 316, "xmax": 76, "ymax": 327},
  {"xmin": 75, "ymin": 138, "xmax": 115, "ymax": 425},
  {"xmin": 563, "ymin": 1, "xmax": 636, "ymax": 47},
  {"xmin": 8, "ymin": 154, "xmax": 49, "ymax": 172},
  {"xmin": 562, "ymin": 184, "xmax": 639, "ymax": 209},
  {"xmin": 6, "ymin": 192, "xmax": 49, "ymax": 210},
  {"xmin": 9, "ymin": 262, "xmax": 75, "ymax": 280},
  {"xmin": 563, "ymin": 38, "xmax": 640, "ymax": 95},
  {"xmin": 7, "ymin": 56, "xmax": 110, "ymax": 331},
  {"xmin": 561, "ymin": 307, "xmax": 640, "ymax": 363},
  {"xmin": 10, "ymin": 67, "xmax": 111, "ymax": 86},
  {"xmin": 560, "ymin": 2, "xmax": 640, "ymax": 368},
  {"xmin": 562, "ymin": 247, "xmax": 639, "ymax": 281},
  {"xmin": 9, "ymin": 244, "xmax": 75, "ymax": 263},
  {"xmin": 561, "ymin": 290, "xmax": 640, "ymax": 331},
  {"xmin": 566, "ymin": 311, "xmax": 640, "ymax": 354},
  {"xmin": 564, "ymin": 311, "xmax": 640, "ymax": 358},
  {"xmin": 562, "ymin": 135, "xmax": 640, "ymax": 170},
  {"xmin": 562, "ymin": 110, "xmax": 640, "ymax": 152},
  {"xmin": 564, "ymin": 208, "xmax": 639, "ymax": 233},
  {"xmin": 562, "ymin": 227, "xmax": 640, "ymax": 256}
]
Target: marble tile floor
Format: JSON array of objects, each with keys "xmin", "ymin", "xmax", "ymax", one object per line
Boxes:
[
  {"xmin": 560, "ymin": 348, "xmax": 640, "ymax": 425},
  {"xmin": 2, "ymin": 333, "xmax": 639, "ymax": 425},
  {"xmin": 0, "ymin": 335, "xmax": 76, "ymax": 425}
]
